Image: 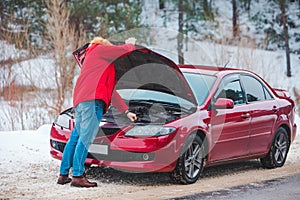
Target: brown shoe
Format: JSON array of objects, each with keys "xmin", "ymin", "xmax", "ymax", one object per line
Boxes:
[
  {"xmin": 71, "ymin": 175, "xmax": 97, "ymax": 188},
  {"xmin": 57, "ymin": 174, "xmax": 72, "ymax": 185}
]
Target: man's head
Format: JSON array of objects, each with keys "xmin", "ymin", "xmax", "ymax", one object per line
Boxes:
[{"xmin": 89, "ymin": 37, "xmax": 113, "ymax": 46}]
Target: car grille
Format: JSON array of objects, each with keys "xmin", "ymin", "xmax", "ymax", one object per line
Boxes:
[
  {"xmin": 97, "ymin": 127, "xmax": 121, "ymax": 136},
  {"xmin": 50, "ymin": 139, "xmax": 154, "ymax": 162},
  {"xmin": 87, "ymin": 150, "xmax": 154, "ymax": 162}
]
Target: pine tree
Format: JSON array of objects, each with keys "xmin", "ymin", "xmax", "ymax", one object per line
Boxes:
[
  {"xmin": 1, "ymin": 0, "xmax": 143, "ymax": 48},
  {"xmin": 0, "ymin": 0, "xmax": 46, "ymax": 49},
  {"xmin": 66, "ymin": 0, "xmax": 143, "ymax": 39},
  {"xmin": 168, "ymin": 0, "xmax": 215, "ymax": 64}
]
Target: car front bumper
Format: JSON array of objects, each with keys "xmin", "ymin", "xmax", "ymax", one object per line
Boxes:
[{"xmin": 50, "ymin": 138, "xmax": 180, "ymax": 173}]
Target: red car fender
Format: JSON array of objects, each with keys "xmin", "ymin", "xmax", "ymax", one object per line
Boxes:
[{"xmin": 167, "ymin": 110, "xmax": 210, "ymax": 161}]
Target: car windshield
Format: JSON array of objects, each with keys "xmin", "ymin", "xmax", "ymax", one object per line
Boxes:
[
  {"xmin": 117, "ymin": 89, "xmax": 195, "ymax": 111},
  {"xmin": 183, "ymin": 73, "xmax": 216, "ymax": 105}
]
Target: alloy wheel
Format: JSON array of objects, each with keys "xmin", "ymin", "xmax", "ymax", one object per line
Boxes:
[
  {"xmin": 184, "ymin": 141, "xmax": 203, "ymax": 179},
  {"xmin": 274, "ymin": 132, "xmax": 288, "ymax": 165}
]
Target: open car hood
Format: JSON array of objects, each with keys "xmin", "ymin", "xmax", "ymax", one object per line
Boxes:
[
  {"xmin": 114, "ymin": 47, "xmax": 197, "ymax": 105},
  {"xmin": 73, "ymin": 43, "xmax": 197, "ymax": 105}
]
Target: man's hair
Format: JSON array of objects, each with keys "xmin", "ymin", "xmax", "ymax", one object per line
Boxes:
[{"xmin": 90, "ymin": 37, "xmax": 113, "ymax": 46}]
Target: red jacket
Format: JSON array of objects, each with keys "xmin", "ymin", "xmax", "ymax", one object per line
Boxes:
[{"xmin": 73, "ymin": 43, "xmax": 135, "ymax": 113}]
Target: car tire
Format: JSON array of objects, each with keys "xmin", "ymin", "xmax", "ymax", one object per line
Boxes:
[
  {"xmin": 260, "ymin": 127, "xmax": 290, "ymax": 169},
  {"xmin": 171, "ymin": 134, "xmax": 205, "ymax": 184},
  {"xmin": 84, "ymin": 164, "xmax": 91, "ymax": 170}
]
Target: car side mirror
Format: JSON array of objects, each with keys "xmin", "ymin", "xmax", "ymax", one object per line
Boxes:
[{"xmin": 214, "ymin": 98, "xmax": 234, "ymax": 109}]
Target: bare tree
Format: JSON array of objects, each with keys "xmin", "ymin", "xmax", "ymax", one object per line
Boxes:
[
  {"xmin": 279, "ymin": 0, "xmax": 291, "ymax": 77},
  {"xmin": 0, "ymin": 9, "xmax": 32, "ymax": 130},
  {"xmin": 45, "ymin": 0, "xmax": 85, "ymax": 114},
  {"xmin": 178, "ymin": 0, "xmax": 184, "ymax": 64},
  {"xmin": 244, "ymin": 0, "xmax": 251, "ymax": 11}
]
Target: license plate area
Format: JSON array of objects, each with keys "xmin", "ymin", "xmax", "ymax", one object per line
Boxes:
[{"xmin": 88, "ymin": 144, "xmax": 108, "ymax": 155}]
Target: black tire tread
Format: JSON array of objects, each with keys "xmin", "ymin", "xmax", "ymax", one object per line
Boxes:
[
  {"xmin": 260, "ymin": 127, "xmax": 290, "ymax": 169},
  {"xmin": 171, "ymin": 134, "xmax": 205, "ymax": 184}
]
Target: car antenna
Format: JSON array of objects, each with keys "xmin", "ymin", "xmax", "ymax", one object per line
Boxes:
[{"xmin": 223, "ymin": 61, "xmax": 230, "ymax": 68}]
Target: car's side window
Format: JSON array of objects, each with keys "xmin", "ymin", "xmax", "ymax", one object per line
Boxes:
[
  {"xmin": 241, "ymin": 75, "xmax": 273, "ymax": 103},
  {"xmin": 215, "ymin": 77, "xmax": 245, "ymax": 105},
  {"xmin": 264, "ymin": 87, "xmax": 274, "ymax": 100}
]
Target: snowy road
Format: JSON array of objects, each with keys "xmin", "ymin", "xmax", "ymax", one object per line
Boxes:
[{"xmin": 172, "ymin": 173, "xmax": 300, "ymax": 200}]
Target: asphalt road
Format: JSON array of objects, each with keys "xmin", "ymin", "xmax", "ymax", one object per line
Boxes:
[{"xmin": 170, "ymin": 173, "xmax": 300, "ymax": 200}]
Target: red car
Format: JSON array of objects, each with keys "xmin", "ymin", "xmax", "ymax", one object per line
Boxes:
[{"xmin": 50, "ymin": 46, "xmax": 297, "ymax": 184}]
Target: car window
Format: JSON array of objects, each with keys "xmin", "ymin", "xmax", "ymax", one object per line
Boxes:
[
  {"xmin": 215, "ymin": 79, "xmax": 245, "ymax": 105},
  {"xmin": 264, "ymin": 87, "xmax": 274, "ymax": 100},
  {"xmin": 241, "ymin": 75, "xmax": 273, "ymax": 102},
  {"xmin": 183, "ymin": 73, "xmax": 216, "ymax": 106}
]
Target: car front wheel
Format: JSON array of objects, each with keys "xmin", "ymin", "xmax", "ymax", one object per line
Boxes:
[
  {"xmin": 171, "ymin": 134, "xmax": 205, "ymax": 184},
  {"xmin": 260, "ymin": 127, "xmax": 290, "ymax": 169}
]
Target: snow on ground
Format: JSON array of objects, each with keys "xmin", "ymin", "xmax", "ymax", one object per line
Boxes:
[
  {"xmin": 11, "ymin": 56, "xmax": 57, "ymax": 89},
  {"xmin": 0, "ymin": 124, "xmax": 55, "ymax": 174},
  {"xmin": 0, "ymin": 40, "xmax": 72, "ymax": 90}
]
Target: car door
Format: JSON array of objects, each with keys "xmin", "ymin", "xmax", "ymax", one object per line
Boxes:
[
  {"xmin": 209, "ymin": 74, "xmax": 251, "ymax": 162},
  {"xmin": 240, "ymin": 74, "xmax": 279, "ymax": 155}
]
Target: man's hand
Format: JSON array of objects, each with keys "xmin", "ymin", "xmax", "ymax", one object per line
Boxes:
[
  {"xmin": 125, "ymin": 37, "xmax": 136, "ymax": 45},
  {"xmin": 126, "ymin": 112, "xmax": 137, "ymax": 122}
]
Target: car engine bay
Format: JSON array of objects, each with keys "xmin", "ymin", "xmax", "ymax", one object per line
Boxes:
[{"xmin": 102, "ymin": 100, "xmax": 191, "ymax": 125}]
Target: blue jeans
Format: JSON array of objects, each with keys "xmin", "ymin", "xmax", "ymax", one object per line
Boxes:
[{"xmin": 59, "ymin": 100, "xmax": 104, "ymax": 176}]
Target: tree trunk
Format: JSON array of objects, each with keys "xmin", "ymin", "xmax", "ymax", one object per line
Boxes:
[
  {"xmin": 203, "ymin": 0, "xmax": 209, "ymax": 19},
  {"xmin": 46, "ymin": 0, "xmax": 82, "ymax": 114},
  {"xmin": 178, "ymin": 0, "xmax": 184, "ymax": 64},
  {"xmin": 280, "ymin": 0, "xmax": 291, "ymax": 77},
  {"xmin": 232, "ymin": 0, "xmax": 239, "ymax": 37},
  {"xmin": 245, "ymin": 0, "xmax": 251, "ymax": 11},
  {"xmin": 203, "ymin": 0, "xmax": 213, "ymax": 20}
]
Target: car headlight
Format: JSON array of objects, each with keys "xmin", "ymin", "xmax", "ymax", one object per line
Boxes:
[
  {"xmin": 125, "ymin": 125, "xmax": 176, "ymax": 137},
  {"xmin": 54, "ymin": 114, "xmax": 71, "ymax": 129}
]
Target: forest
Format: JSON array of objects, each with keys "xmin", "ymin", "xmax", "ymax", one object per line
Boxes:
[{"xmin": 1, "ymin": 0, "xmax": 300, "ymax": 130}]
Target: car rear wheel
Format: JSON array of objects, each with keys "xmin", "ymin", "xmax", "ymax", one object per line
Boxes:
[
  {"xmin": 260, "ymin": 127, "xmax": 290, "ymax": 169},
  {"xmin": 171, "ymin": 134, "xmax": 205, "ymax": 184}
]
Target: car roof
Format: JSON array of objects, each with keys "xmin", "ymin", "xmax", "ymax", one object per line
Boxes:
[{"xmin": 179, "ymin": 64, "xmax": 247, "ymax": 76}]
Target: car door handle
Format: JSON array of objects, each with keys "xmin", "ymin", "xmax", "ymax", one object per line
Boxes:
[{"xmin": 241, "ymin": 113, "xmax": 251, "ymax": 119}]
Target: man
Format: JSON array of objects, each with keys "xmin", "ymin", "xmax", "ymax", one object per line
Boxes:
[{"xmin": 57, "ymin": 37, "xmax": 137, "ymax": 187}]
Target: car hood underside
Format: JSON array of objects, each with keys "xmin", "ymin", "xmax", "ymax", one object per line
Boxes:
[{"xmin": 113, "ymin": 48, "xmax": 196, "ymax": 105}]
